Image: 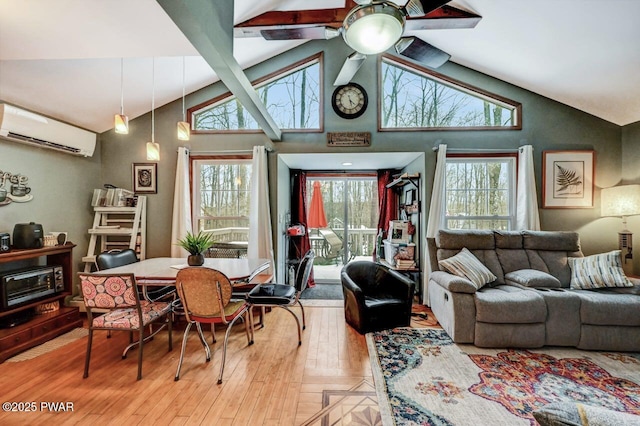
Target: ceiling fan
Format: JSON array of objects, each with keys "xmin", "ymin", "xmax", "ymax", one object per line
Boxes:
[{"xmin": 234, "ymin": 0, "xmax": 481, "ymax": 86}]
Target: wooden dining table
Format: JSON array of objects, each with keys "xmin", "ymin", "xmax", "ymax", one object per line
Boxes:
[{"xmin": 93, "ymin": 257, "xmax": 271, "ymax": 283}]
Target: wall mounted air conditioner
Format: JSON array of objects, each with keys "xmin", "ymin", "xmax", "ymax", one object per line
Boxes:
[{"xmin": 0, "ymin": 103, "xmax": 96, "ymax": 157}]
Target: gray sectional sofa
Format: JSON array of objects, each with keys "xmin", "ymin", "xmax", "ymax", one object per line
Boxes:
[{"xmin": 427, "ymin": 229, "xmax": 640, "ymax": 351}]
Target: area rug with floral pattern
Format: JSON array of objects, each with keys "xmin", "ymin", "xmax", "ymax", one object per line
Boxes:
[{"xmin": 367, "ymin": 328, "xmax": 640, "ymax": 425}]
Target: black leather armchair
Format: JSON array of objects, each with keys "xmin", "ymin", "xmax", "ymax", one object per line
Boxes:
[{"xmin": 341, "ymin": 260, "xmax": 415, "ymax": 334}]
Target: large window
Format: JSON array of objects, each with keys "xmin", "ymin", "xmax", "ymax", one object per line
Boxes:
[
  {"xmin": 444, "ymin": 155, "xmax": 516, "ymax": 230},
  {"xmin": 380, "ymin": 55, "xmax": 521, "ymax": 130},
  {"xmin": 190, "ymin": 53, "xmax": 322, "ymax": 132},
  {"xmin": 192, "ymin": 158, "xmax": 252, "ymax": 241}
]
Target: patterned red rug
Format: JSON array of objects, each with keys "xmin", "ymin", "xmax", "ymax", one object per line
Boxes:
[{"xmin": 367, "ymin": 328, "xmax": 640, "ymax": 425}]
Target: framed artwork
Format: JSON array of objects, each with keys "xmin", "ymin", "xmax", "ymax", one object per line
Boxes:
[
  {"xmin": 132, "ymin": 163, "xmax": 157, "ymax": 194},
  {"xmin": 542, "ymin": 150, "xmax": 594, "ymax": 208}
]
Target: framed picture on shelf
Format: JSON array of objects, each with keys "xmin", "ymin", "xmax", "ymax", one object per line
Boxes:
[
  {"xmin": 389, "ymin": 220, "xmax": 410, "ymax": 243},
  {"xmin": 542, "ymin": 150, "xmax": 594, "ymax": 208},
  {"xmin": 132, "ymin": 163, "xmax": 157, "ymax": 194}
]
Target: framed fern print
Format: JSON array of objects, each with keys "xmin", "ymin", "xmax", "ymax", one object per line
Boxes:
[{"xmin": 542, "ymin": 150, "xmax": 594, "ymax": 208}]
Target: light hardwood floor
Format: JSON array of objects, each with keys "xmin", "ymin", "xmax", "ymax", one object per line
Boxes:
[{"xmin": 0, "ymin": 305, "xmax": 372, "ymax": 426}]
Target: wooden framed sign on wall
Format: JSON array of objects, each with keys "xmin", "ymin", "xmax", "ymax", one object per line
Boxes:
[
  {"xmin": 542, "ymin": 150, "xmax": 594, "ymax": 208},
  {"xmin": 132, "ymin": 163, "xmax": 157, "ymax": 194}
]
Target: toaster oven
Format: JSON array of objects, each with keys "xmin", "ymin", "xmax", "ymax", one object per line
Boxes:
[{"xmin": 0, "ymin": 265, "xmax": 64, "ymax": 310}]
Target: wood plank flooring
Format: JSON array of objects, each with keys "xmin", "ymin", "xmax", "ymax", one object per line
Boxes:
[{"xmin": 0, "ymin": 305, "xmax": 372, "ymax": 426}]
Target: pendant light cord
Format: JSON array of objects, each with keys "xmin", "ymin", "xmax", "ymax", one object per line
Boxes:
[
  {"xmin": 182, "ymin": 57, "xmax": 186, "ymax": 121},
  {"xmin": 120, "ymin": 58, "xmax": 125, "ymax": 115},
  {"xmin": 151, "ymin": 57, "xmax": 155, "ymax": 143}
]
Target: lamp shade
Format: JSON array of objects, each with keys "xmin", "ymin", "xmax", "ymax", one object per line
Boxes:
[
  {"xmin": 177, "ymin": 121, "xmax": 190, "ymax": 141},
  {"xmin": 146, "ymin": 142, "xmax": 160, "ymax": 161},
  {"xmin": 343, "ymin": 3, "xmax": 405, "ymax": 55},
  {"xmin": 601, "ymin": 184, "xmax": 640, "ymax": 217}
]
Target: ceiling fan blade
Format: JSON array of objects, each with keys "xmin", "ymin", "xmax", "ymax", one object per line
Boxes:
[
  {"xmin": 334, "ymin": 52, "xmax": 367, "ymax": 86},
  {"xmin": 403, "ymin": 0, "xmax": 451, "ymax": 17},
  {"xmin": 395, "ymin": 37, "xmax": 450, "ymax": 68},
  {"xmin": 404, "ymin": 5, "xmax": 481, "ymax": 31},
  {"xmin": 260, "ymin": 26, "xmax": 340, "ymax": 41},
  {"xmin": 353, "ymin": 0, "xmax": 373, "ymax": 4}
]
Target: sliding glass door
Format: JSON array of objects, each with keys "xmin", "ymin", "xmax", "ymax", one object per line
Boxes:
[{"xmin": 306, "ymin": 175, "xmax": 378, "ymax": 282}]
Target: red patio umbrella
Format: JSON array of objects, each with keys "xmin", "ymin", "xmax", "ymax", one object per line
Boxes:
[{"xmin": 307, "ymin": 181, "xmax": 328, "ymax": 228}]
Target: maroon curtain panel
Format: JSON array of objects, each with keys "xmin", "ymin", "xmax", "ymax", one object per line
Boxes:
[
  {"xmin": 290, "ymin": 170, "xmax": 315, "ymax": 287},
  {"xmin": 374, "ymin": 169, "xmax": 398, "ymax": 259}
]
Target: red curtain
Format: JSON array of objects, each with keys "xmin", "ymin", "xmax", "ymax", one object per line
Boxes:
[
  {"xmin": 374, "ymin": 169, "xmax": 398, "ymax": 259},
  {"xmin": 290, "ymin": 170, "xmax": 315, "ymax": 287}
]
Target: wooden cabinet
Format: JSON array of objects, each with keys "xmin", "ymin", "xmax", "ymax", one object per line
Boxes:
[{"xmin": 0, "ymin": 244, "xmax": 82, "ymax": 362}]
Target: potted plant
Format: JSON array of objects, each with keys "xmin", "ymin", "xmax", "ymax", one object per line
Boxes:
[{"xmin": 177, "ymin": 231, "xmax": 215, "ymax": 266}]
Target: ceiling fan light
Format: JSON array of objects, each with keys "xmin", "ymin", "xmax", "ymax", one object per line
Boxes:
[
  {"xmin": 114, "ymin": 113, "xmax": 129, "ymax": 134},
  {"xmin": 343, "ymin": 3, "xmax": 405, "ymax": 55},
  {"xmin": 177, "ymin": 121, "xmax": 190, "ymax": 141}
]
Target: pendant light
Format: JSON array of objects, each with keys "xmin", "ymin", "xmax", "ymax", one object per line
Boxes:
[
  {"xmin": 114, "ymin": 58, "xmax": 129, "ymax": 134},
  {"xmin": 177, "ymin": 56, "xmax": 190, "ymax": 141},
  {"xmin": 146, "ymin": 57, "xmax": 160, "ymax": 161}
]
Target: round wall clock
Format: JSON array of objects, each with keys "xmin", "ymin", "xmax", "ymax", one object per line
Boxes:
[{"xmin": 332, "ymin": 83, "xmax": 368, "ymax": 119}]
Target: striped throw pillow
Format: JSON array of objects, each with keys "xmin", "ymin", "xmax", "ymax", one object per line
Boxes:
[
  {"xmin": 438, "ymin": 247, "xmax": 497, "ymax": 290},
  {"xmin": 568, "ymin": 250, "xmax": 633, "ymax": 289}
]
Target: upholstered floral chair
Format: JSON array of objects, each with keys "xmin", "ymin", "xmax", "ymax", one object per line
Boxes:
[{"xmin": 78, "ymin": 273, "xmax": 173, "ymax": 380}]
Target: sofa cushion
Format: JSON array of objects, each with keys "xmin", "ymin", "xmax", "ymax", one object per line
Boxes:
[
  {"xmin": 572, "ymin": 289, "xmax": 640, "ymax": 326},
  {"xmin": 475, "ymin": 285, "xmax": 547, "ymax": 323},
  {"xmin": 523, "ymin": 230, "xmax": 580, "ymax": 251},
  {"xmin": 568, "ymin": 250, "xmax": 633, "ymax": 289},
  {"xmin": 533, "ymin": 402, "xmax": 640, "ymax": 426},
  {"xmin": 436, "ymin": 229, "xmax": 495, "ymax": 250},
  {"xmin": 438, "ymin": 248, "xmax": 497, "ymax": 290},
  {"xmin": 505, "ymin": 269, "xmax": 562, "ymax": 288}
]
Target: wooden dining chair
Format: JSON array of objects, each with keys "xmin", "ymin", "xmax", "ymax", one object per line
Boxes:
[
  {"xmin": 174, "ymin": 267, "xmax": 254, "ymax": 384},
  {"xmin": 246, "ymin": 250, "xmax": 314, "ymax": 345},
  {"xmin": 78, "ymin": 272, "xmax": 173, "ymax": 380}
]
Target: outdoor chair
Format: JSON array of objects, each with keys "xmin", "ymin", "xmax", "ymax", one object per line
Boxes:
[
  {"xmin": 78, "ymin": 273, "xmax": 173, "ymax": 380},
  {"xmin": 341, "ymin": 260, "xmax": 415, "ymax": 334},
  {"xmin": 318, "ymin": 228, "xmax": 354, "ymax": 265},
  {"xmin": 204, "ymin": 242, "xmax": 248, "ymax": 259},
  {"xmin": 174, "ymin": 267, "xmax": 253, "ymax": 384},
  {"xmin": 246, "ymin": 250, "xmax": 314, "ymax": 345}
]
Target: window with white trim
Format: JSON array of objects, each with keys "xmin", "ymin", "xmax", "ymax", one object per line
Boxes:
[
  {"xmin": 444, "ymin": 155, "xmax": 517, "ymax": 230},
  {"xmin": 192, "ymin": 158, "xmax": 252, "ymax": 240}
]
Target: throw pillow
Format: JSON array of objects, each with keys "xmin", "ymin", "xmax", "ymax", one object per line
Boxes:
[
  {"xmin": 505, "ymin": 269, "xmax": 562, "ymax": 288},
  {"xmin": 438, "ymin": 247, "xmax": 497, "ymax": 290},
  {"xmin": 533, "ymin": 401, "xmax": 640, "ymax": 426},
  {"xmin": 568, "ymin": 250, "xmax": 633, "ymax": 289}
]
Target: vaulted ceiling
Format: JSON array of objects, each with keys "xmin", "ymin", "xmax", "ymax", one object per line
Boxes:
[{"xmin": 0, "ymin": 0, "xmax": 639, "ymax": 135}]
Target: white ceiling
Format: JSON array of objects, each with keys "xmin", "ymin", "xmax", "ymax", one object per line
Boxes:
[
  {"xmin": 1, "ymin": 0, "xmax": 639, "ymax": 137},
  {"xmin": 280, "ymin": 152, "xmax": 423, "ymax": 170}
]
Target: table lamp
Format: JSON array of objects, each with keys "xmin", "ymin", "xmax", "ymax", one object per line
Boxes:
[{"xmin": 601, "ymin": 184, "xmax": 640, "ymax": 274}]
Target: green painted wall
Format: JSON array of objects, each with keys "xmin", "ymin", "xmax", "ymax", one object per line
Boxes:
[
  {"xmin": 99, "ymin": 38, "xmax": 625, "ymax": 271},
  {"xmin": 0, "ymin": 129, "xmax": 102, "ymax": 293}
]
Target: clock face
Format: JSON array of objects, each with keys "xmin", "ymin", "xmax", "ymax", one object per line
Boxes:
[{"xmin": 332, "ymin": 83, "xmax": 368, "ymax": 119}]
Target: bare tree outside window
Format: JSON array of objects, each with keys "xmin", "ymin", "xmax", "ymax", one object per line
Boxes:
[
  {"xmin": 444, "ymin": 157, "xmax": 516, "ymax": 230},
  {"xmin": 193, "ymin": 160, "xmax": 252, "ymax": 239},
  {"xmin": 193, "ymin": 60, "xmax": 320, "ymax": 131},
  {"xmin": 381, "ymin": 58, "xmax": 517, "ymax": 129}
]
